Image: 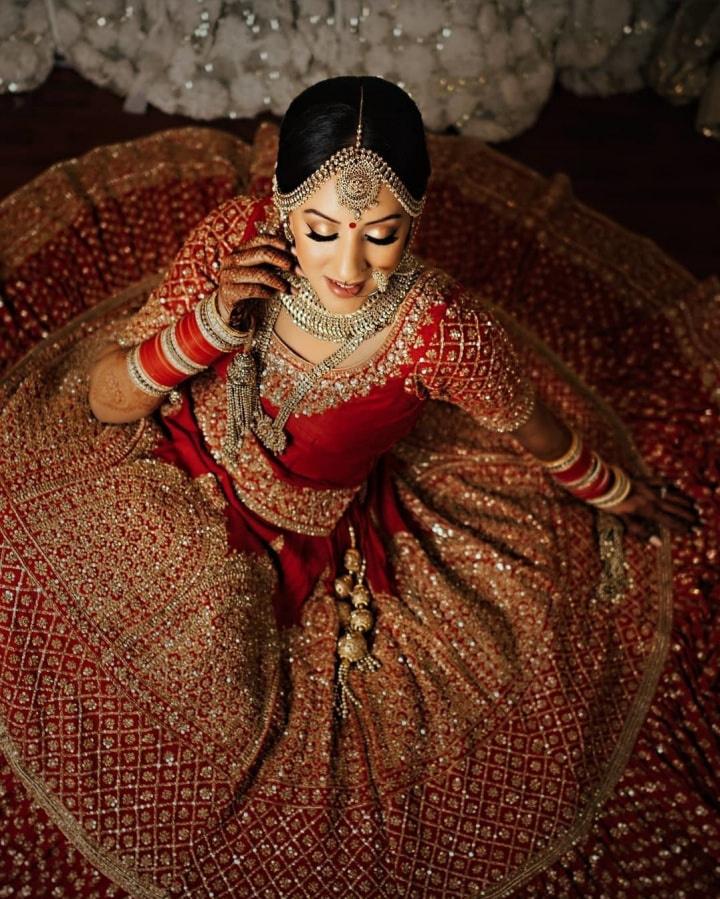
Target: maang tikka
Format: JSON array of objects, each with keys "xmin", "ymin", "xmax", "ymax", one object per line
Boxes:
[{"xmin": 272, "ymin": 84, "xmax": 425, "ymax": 225}]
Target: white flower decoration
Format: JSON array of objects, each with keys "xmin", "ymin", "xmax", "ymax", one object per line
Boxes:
[
  {"xmin": 0, "ymin": 0, "xmax": 696, "ymax": 146},
  {"xmin": 442, "ymin": 28, "xmax": 485, "ymax": 78},
  {"xmin": 71, "ymin": 40, "xmax": 106, "ymax": 75},
  {"xmin": 168, "ymin": 45, "xmax": 197, "ymax": 86},
  {"xmin": 180, "ymin": 76, "xmax": 229, "ymax": 120},
  {"xmin": 229, "ymin": 71, "xmax": 269, "ymax": 117},
  {"xmin": 0, "ymin": 5, "xmax": 21, "ymax": 37},
  {"xmin": 399, "ymin": 43, "xmax": 438, "ymax": 84},
  {"xmin": 364, "ymin": 42, "xmax": 397, "ymax": 79},
  {"xmin": 86, "ymin": 23, "xmax": 118, "ymax": 53},
  {"xmin": 56, "ymin": 9, "xmax": 82, "ymax": 51},
  {"xmin": 0, "ymin": 40, "xmax": 41, "ymax": 83},
  {"xmin": 358, "ymin": 10, "xmax": 395, "ymax": 46},
  {"xmin": 397, "ymin": 0, "xmax": 446, "ymax": 41},
  {"xmin": 256, "ymin": 31, "xmax": 293, "ymax": 70}
]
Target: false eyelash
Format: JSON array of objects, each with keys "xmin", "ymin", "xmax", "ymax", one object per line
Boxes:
[
  {"xmin": 368, "ymin": 231, "xmax": 399, "ymax": 245},
  {"xmin": 305, "ymin": 228, "xmax": 400, "ymax": 246},
  {"xmin": 305, "ymin": 229, "xmax": 336, "ymax": 242}
]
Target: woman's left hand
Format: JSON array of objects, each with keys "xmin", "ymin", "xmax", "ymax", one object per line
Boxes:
[{"xmin": 605, "ymin": 478, "xmax": 700, "ymax": 544}]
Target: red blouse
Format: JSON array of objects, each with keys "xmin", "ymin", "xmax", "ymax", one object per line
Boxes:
[{"xmin": 118, "ymin": 192, "xmax": 534, "ymax": 543}]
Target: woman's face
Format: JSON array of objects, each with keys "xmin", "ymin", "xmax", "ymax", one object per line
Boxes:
[{"xmin": 287, "ymin": 175, "xmax": 412, "ymax": 313}]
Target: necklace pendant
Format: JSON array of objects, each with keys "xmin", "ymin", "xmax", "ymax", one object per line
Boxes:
[{"xmin": 253, "ymin": 412, "xmax": 287, "ymax": 455}]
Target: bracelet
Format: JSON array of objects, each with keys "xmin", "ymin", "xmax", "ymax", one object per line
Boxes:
[
  {"xmin": 126, "ymin": 344, "xmax": 172, "ymax": 397},
  {"xmin": 564, "ymin": 451, "xmax": 602, "ymax": 489},
  {"xmin": 195, "ymin": 291, "xmax": 253, "ymax": 353},
  {"xmin": 126, "ymin": 292, "xmax": 254, "ymax": 397},
  {"xmin": 572, "ymin": 453, "xmax": 613, "ymax": 501},
  {"xmin": 588, "ymin": 466, "xmax": 632, "ymax": 509},
  {"xmin": 541, "ymin": 431, "xmax": 582, "ymax": 474},
  {"xmin": 542, "ymin": 430, "xmax": 631, "ymax": 509}
]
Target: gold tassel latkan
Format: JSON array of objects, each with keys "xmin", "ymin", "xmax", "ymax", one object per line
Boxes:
[
  {"xmin": 334, "ymin": 524, "xmax": 381, "ymax": 719},
  {"xmin": 596, "ymin": 510, "xmax": 631, "ymax": 605}
]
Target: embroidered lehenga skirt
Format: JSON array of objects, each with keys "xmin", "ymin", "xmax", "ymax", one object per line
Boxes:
[{"xmin": 0, "ymin": 124, "xmax": 717, "ymax": 898}]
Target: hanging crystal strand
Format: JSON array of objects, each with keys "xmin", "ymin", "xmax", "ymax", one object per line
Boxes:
[
  {"xmin": 334, "ymin": 524, "xmax": 381, "ymax": 719},
  {"xmin": 223, "ymin": 299, "xmax": 279, "ymax": 459},
  {"xmin": 223, "ymin": 350, "xmax": 260, "ymax": 461}
]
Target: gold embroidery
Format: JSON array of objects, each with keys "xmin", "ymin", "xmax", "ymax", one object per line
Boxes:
[
  {"xmin": 1, "ymin": 319, "xmax": 283, "ymax": 895},
  {"xmin": 113, "ymin": 194, "xmax": 258, "ymax": 348},
  {"xmin": 1, "ymin": 339, "xmax": 280, "ymax": 764},
  {"xmin": 0, "ymin": 122, "xmax": 695, "ymax": 899},
  {"xmin": 411, "ymin": 291, "xmax": 536, "ymax": 432},
  {"xmin": 258, "ymin": 268, "xmax": 444, "ymax": 417},
  {"xmin": 230, "ymin": 435, "xmax": 359, "ymax": 536},
  {"xmin": 191, "ymin": 379, "xmax": 360, "ymax": 536},
  {"xmin": 0, "ymin": 128, "xmax": 252, "ymax": 272}
]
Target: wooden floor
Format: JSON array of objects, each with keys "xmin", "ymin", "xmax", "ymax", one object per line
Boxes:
[{"xmin": 1, "ymin": 66, "xmax": 718, "ymax": 280}]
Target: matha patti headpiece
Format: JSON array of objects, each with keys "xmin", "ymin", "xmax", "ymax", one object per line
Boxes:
[{"xmin": 273, "ymin": 84, "xmax": 425, "ymax": 222}]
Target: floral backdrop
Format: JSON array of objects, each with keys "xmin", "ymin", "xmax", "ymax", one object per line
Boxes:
[{"xmin": 1, "ymin": 0, "xmax": 718, "ymax": 140}]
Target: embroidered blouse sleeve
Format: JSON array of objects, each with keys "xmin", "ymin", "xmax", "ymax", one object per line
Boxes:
[
  {"xmin": 411, "ymin": 289, "xmax": 535, "ymax": 432},
  {"xmin": 112, "ymin": 194, "xmax": 268, "ymax": 347}
]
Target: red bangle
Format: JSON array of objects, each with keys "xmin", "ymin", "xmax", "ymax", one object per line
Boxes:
[
  {"xmin": 175, "ymin": 311, "xmax": 223, "ymax": 367},
  {"xmin": 126, "ymin": 293, "xmax": 254, "ymax": 397},
  {"xmin": 541, "ymin": 430, "xmax": 626, "ymax": 508},
  {"xmin": 553, "ymin": 443, "xmax": 594, "ymax": 486},
  {"xmin": 573, "ymin": 461, "xmax": 612, "ymax": 500},
  {"xmin": 137, "ymin": 332, "xmax": 185, "ymax": 388}
]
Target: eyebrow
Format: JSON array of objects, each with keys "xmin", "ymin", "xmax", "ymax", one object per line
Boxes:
[{"xmin": 303, "ymin": 208, "xmax": 403, "ymax": 226}]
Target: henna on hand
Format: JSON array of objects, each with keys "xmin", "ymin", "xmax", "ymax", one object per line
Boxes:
[
  {"xmin": 605, "ymin": 478, "xmax": 700, "ymax": 543},
  {"xmin": 216, "ymin": 239, "xmax": 293, "ymax": 324},
  {"xmin": 88, "ymin": 348, "xmax": 160, "ymax": 422}
]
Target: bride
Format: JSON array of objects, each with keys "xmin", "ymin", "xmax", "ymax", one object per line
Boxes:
[{"xmin": 0, "ymin": 76, "xmax": 708, "ymax": 898}]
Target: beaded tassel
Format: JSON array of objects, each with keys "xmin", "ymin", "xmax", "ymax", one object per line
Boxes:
[
  {"xmin": 334, "ymin": 525, "xmax": 381, "ymax": 719},
  {"xmin": 595, "ymin": 511, "xmax": 631, "ymax": 605},
  {"xmin": 224, "ymin": 351, "xmax": 259, "ymax": 460}
]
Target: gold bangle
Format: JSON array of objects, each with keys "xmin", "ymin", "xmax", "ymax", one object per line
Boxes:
[
  {"xmin": 126, "ymin": 346, "xmax": 171, "ymax": 397},
  {"xmin": 541, "ymin": 431, "xmax": 581, "ymax": 473},
  {"xmin": 193, "ymin": 291, "xmax": 251, "ymax": 352},
  {"xmin": 207, "ymin": 291, "xmax": 254, "ymax": 348},
  {"xmin": 589, "ymin": 466, "xmax": 632, "ymax": 509}
]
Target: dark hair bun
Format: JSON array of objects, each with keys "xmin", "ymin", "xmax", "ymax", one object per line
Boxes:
[{"xmin": 275, "ymin": 76, "xmax": 430, "ymax": 203}]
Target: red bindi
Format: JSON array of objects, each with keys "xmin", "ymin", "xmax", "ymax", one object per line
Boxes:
[{"xmin": 348, "ymin": 222, "xmax": 357, "ymax": 229}]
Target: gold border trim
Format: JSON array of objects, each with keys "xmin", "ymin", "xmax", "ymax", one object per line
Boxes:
[
  {"xmin": 0, "ymin": 724, "xmax": 163, "ymax": 899},
  {"xmin": 1, "ymin": 273, "xmax": 162, "ymax": 391},
  {"xmin": 475, "ymin": 307, "xmax": 674, "ymax": 897}
]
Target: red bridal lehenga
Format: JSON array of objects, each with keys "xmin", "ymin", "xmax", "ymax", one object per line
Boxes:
[{"xmin": 0, "ymin": 124, "xmax": 717, "ymax": 899}]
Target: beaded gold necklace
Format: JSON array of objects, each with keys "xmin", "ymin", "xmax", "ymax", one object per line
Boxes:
[{"xmin": 223, "ymin": 261, "xmax": 422, "ymax": 459}]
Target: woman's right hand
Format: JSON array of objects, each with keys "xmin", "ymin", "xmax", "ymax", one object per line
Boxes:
[{"xmin": 217, "ymin": 235, "xmax": 293, "ymax": 326}]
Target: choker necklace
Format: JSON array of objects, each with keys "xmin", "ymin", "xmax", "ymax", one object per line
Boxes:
[
  {"xmin": 223, "ymin": 256, "xmax": 422, "ymax": 458},
  {"xmin": 278, "ymin": 267, "xmax": 415, "ymax": 343}
]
